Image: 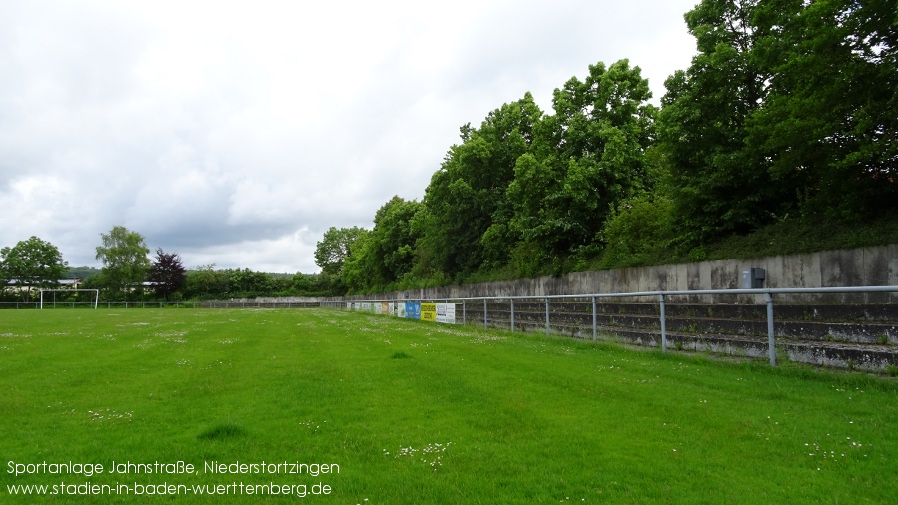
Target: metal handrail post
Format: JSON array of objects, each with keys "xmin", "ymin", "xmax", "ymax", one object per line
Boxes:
[
  {"xmin": 510, "ymin": 298, "xmax": 515, "ymax": 333},
  {"xmin": 592, "ymin": 296, "xmax": 597, "ymax": 341},
  {"xmin": 483, "ymin": 299, "xmax": 487, "ymax": 330},
  {"xmin": 659, "ymin": 293, "xmax": 667, "ymax": 353},
  {"xmin": 766, "ymin": 292, "xmax": 776, "ymax": 366},
  {"xmin": 545, "ymin": 298, "xmax": 550, "ymax": 337}
]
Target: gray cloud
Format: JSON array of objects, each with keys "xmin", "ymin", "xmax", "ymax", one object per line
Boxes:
[{"xmin": 0, "ymin": 0, "xmax": 697, "ymax": 273}]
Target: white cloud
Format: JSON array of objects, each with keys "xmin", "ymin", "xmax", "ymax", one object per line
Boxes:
[{"xmin": 0, "ymin": 0, "xmax": 698, "ymax": 273}]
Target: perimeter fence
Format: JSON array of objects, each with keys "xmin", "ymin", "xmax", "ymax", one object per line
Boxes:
[
  {"xmin": 0, "ymin": 301, "xmax": 199, "ymax": 309},
  {"xmin": 0, "ymin": 300, "xmax": 320, "ymax": 309},
  {"xmin": 322, "ymin": 286, "xmax": 898, "ymax": 368},
  {"xmin": 5, "ymin": 286, "xmax": 896, "ymax": 369}
]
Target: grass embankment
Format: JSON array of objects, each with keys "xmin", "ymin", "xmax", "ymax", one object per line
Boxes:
[
  {"xmin": 1, "ymin": 308, "xmax": 896, "ymax": 504},
  {"xmin": 702, "ymin": 211, "xmax": 898, "ymax": 262}
]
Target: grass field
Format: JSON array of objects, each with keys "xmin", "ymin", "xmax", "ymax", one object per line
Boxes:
[{"xmin": 1, "ymin": 308, "xmax": 897, "ymax": 504}]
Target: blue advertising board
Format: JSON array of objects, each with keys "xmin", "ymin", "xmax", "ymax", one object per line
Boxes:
[{"xmin": 405, "ymin": 301, "xmax": 421, "ymax": 320}]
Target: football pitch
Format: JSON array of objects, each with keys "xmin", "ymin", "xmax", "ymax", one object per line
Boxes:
[{"xmin": 1, "ymin": 308, "xmax": 897, "ymax": 504}]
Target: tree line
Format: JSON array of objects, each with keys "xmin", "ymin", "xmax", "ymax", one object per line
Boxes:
[
  {"xmin": 4, "ymin": 1, "xmax": 894, "ymax": 301},
  {"xmin": 1, "ymin": 226, "xmax": 335, "ymax": 303},
  {"xmin": 315, "ymin": 0, "xmax": 897, "ymax": 294}
]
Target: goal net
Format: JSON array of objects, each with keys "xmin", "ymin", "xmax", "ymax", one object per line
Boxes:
[{"xmin": 39, "ymin": 289, "xmax": 100, "ymax": 309}]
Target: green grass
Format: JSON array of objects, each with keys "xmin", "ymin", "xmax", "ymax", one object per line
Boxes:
[{"xmin": 1, "ymin": 308, "xmax": 897, "ymax": 504}]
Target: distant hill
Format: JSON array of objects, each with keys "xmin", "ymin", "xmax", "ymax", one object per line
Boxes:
[{"xmin": 67, "ymin": 266, "xmax": 101, "ymax": 279}]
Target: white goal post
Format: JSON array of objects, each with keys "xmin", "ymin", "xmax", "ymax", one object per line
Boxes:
[{"xmin": 39, "ymin": 289, "xmax": 100, "ymax": 309}]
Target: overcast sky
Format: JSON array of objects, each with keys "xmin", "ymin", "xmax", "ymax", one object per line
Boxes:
[{"xmin": 0, "ymin": 0, "xmax": 698, "ymax": 273}]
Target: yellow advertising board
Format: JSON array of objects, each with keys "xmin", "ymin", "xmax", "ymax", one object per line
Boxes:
[{"xmin": 421, "ymin": 302, "xmax": 437, "ymax": 322}]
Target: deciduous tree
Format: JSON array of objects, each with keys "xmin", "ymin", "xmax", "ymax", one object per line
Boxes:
[
  {"xmin": 656, "ymin": 0, "xmax": 781, "ymax": 245},
  {"xmin": 418, "ymin": 93, "xmax": 543, "ymax": 278},
  {"xmin": 0, "ymin": 236, "xmax": 68, "ymax": 302},
  {"xmin": 509, "ymin": 60, "xmax": 656, "ymax": 259},
  {"xmin": 342, "ymin": 196, "xmax": 423, "ymax": 291},
  {"xmin": 229, "ymin": 268, "xmax": 274, "ymax": 297},
  {"xmin": 148, "ymin": 248, "xmax": 186, "ymax": 300},
  {"xmin": 184, "ymin": 265, "xmax": 229, "ymax": 299},
  {"xmin": 658, "ymin": 0, "xmax": 897, "ymax": 246},
  {"xmin": 95, "ymin": 226, "xmax": 151, "ymax": 299},
  {"xmin": 748, "ymin": 0, "xmax": 898, "ymax": 219},
  {"xmin": 314, "ymin": 226, "xmax": 365, "ymax": 278}
]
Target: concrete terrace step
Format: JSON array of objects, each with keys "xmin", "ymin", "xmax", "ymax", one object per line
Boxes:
[
  {"xmin": 477, "ymin": 300, "xmax": 898, "ymax": 322},
  {"xmin": 466, "ymin": 299, "xmax": 898, "ymax": 371},
  {"xmin": 543, "ymin": 325, "xmax": 898, "ymax": 373},
  {"xmin": 477, "ymin": 308, "xmax": 898, "ymax": 344}
]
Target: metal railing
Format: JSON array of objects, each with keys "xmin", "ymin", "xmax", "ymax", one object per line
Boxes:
[
  {"xmin": 1, "ymin": 300, "xmax": 322, "ymax": 310},
  {"xmin": 325, "ymin": 286, "xmax": 898, "ymax": 366},
  {"xmin": 199, "ymin": 301, "xmax": 320, "ymax": 309},
  {"xmin": 0, "ymin": 302, "xmax": 41, "ymax": 309},
  {"xmin": 0, "ymin": 301, "xmax": 199, "ymax": 309}
]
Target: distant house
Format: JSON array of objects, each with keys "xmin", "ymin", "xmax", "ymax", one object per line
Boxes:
[{"xmin": 5, "ymin": 278, "xmax": 82, "ymax": 291}]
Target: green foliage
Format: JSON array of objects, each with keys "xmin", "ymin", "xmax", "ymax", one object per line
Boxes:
[
  {"xmin": 704, "ymin": 210, "xmax": 898, "ymax": 261},
  {"xmin": 749, "ymin": 0, "xmax": 898, "ymax": 220},
  {"xmin": 66, "ymin": 265, "xmax": 101, "ymax": 280},
  {"xmin": 659, "ymin": 0, "xmax": 898, "ymax": 246},
  {"xmin": 599, "ymin": 195, "xmax": 675, "ymax": 269},
  {"xmin": 314, "ymin": 226, "xmax": 365, "ymax": 278},
  {"xmin": 657, "ymin": 0, "xmax": 785, "ymax": 245},
  {"xmin": 399, "ymin": 60, "xmax": 656, "ymax": 290},
  {"xmin": 179, "ymin": 266, "xmax": 337, "ymax": 299},
  {"xmin": 341, "ymin": 229, "xmax": 373, "ymax": 292},
  {"xmin": 228, "ymin": 268, "xmax": 274, "ymax": 297},
  {"xmin": 289, "ymin": 272, "xmax": 334, "ymax": 297},
  {"xmin": 596, "ymin": 206, "xmax": 898, "ymax": 273},
  {"xmin": 509, "ymin": 60, "xmax": 656, "ymax": 257},
  {"xmin": 342, "ymin": 197, "xmax": 423, "ymax": 292},
  {"xmin": 508, "ymin": 240, "xmax": 548, "ymax": 278},
  {"xmin": 0, "ymin": 236, "xmax": 69, "ymax": 302},
  {"xmin": 94, "ymin": 226, "xmax": 151, "ymax": 300},
  {"xmin": 418, "ymin": 94, "xmax": 543, "ymax": 279},
  {"xmin": 183, "ymin": 264, "xmax": 230, "ymax": 299}
]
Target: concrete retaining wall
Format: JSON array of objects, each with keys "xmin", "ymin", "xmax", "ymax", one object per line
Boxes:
[{"xmin": 349, "ymin": 245, "xmax": 898, "ymax": 304}]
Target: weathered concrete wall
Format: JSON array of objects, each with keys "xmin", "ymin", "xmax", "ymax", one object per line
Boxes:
[{"xmin": 349, "ymin": 245, "xmax": 898, "ymax": 304}]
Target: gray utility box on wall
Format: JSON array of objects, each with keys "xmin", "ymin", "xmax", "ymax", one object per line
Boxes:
[{"xmin": 742, "ymin": 268, "xmax": 766, "ymax": 289}]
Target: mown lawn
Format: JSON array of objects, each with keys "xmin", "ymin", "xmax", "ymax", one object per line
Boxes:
[{"xmin": 1, "ymin": 308, "xmax": 896, "ymax": 504}]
